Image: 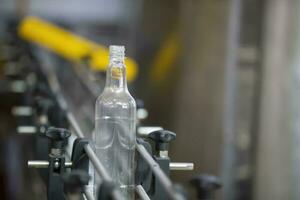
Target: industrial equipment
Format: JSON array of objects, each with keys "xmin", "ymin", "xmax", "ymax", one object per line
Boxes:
[{"xmin": 0, "ymin": 17, "xmax": 221, "ymax": 200}]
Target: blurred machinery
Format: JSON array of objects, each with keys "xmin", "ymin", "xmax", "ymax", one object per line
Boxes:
[{"xmin": 0, "ymin": 17, "xmax": 222, "ymax": 200}]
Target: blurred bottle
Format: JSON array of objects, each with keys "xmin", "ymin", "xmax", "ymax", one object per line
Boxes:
[{"xmin": 94, "ymin": 46, "xmax": 136, "ymax": 199}]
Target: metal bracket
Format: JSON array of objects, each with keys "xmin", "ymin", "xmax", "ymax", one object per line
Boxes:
[
  {"xmin": 97, "ymin": 180, "xmax": 115, "ymax": 200},
  {"xmin": 71, "ymin": 138, "xmax": 89, "ymax": 175},
  {"xmin": 150, "ymin": 156, "xmax": 170, "ymax": 200},
  {"xmin": 47, "ymin": 155, "xmax": 66, "ymax": 200},
  {"xmin": 136, "ymin": 138, "xmax": 153, "ymax": 193}
]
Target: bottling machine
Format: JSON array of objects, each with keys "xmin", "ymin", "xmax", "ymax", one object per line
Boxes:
[{"xmin": 0, "ymin": 17, "xmax": 221, "ymax": 200}]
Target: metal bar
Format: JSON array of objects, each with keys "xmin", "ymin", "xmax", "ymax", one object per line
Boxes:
[
  {"xmin": 28, "ymin": 160, "xmax": 73, "ymax": 168},
  {"xmin": 84, "ymin": 145, "xmax": 111, "ymax": 181},
  {"xmin": 10, "ymin": 80, "xmax": 26, "ymax": 93},
  {"xmin": 12, "ymin": 106, "xmax": 33, "ymax": 116},
  {"xmin": 17, "ymin": 126, "xmax": 37, "ymax": 134},
  {"xmin": 84, "ymin": 188, "xmax": 95, "ymax": 200},
  {"xmin": 255, "ymin": 1, "xmax": 294, "ymax": 199},
  {"xmin": 136, "ymin": 143, "xmax": 184, "ymax": 200},
  {"xmin": 136, "ymin": 185, "xmax": 150, "ymax": 200},
  {"xmin": 169, "ymin": 162, "xmax": 194, "ymax": 170},
  {"xmin": 221, "ymin": 0, "xmax": 242, "ymax": 199},
  {"xmin": 28, "ymin": 160, "xmax": 49, "ymax": 168}
]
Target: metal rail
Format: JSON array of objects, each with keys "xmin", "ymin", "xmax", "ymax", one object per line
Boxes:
[
  {"xmin": 136, "ymin": 185, "xmax": 150, "ymax": 200},
  {"xmin": 84, "ymin": 187, "xmax": 95, "ymax": 200}
]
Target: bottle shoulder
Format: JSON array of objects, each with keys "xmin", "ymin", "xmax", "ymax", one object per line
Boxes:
[{"xmin": 96, "ymin": 89, "xmax": 136, "ymax": 107}]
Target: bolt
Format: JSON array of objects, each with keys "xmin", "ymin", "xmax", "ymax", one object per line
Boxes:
[{"xmin": 54, "ymin": 161, "xmax": 60, "ymax": 169}]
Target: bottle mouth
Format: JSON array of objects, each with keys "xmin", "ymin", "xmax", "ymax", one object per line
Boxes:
[{"xmin": 109, "ymin": 45, "xmax": 125, "ymax": 58}]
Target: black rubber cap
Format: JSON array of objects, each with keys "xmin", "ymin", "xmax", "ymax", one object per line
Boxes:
[
  {"xmin": 63, "ymin": 170, "xmax": 90, "ymax": 193},
  {"xmin": 148, "ymin": 130, "xmax": 176, "ymax": 151},
  {"xmin": 45, "ymin": 127, "xmax": 71, "ymax": 149},
  {"xmin": 190, "ymin": 174, "xmax": 222, "ymax": 200}
]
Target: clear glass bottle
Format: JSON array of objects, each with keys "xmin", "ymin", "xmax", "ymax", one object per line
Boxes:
[{"xmin": 94, "ymin": 45, "xmax": 136, "ymax": 199}]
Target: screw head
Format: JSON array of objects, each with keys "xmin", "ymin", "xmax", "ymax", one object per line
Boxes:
[{"xmin": 54, "ymin": 161, "xmax": 60, "ymax": 169}]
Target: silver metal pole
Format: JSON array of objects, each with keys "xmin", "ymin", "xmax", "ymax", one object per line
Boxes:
[
  {"xmin": 222, "ymin": 0, "xmax": 242, "ymax": 199},
  {"xmin": 136, "ymin": 143, "xmax": 184, "ymax": 200},
  {"xmin": 84, "ymin": 188, "xmax": 95, "ymax": 200},
  {"xmin": 136, "ymin": 185, "xmax": 151, "ymax": 200},
  {"xmin": 255, "ymin": 1, "xmax": 294, "ymax": 199},
  {"xmin": 28, "ymin": 160, "xmax": 49, "ymax": 168},
  {"xmin": 169, "ymin": 162, "xmax": 194, "ymax": 170},
  {"xmin": 28, "ymin": 160, "xmax": 72, "ymax": 168}
]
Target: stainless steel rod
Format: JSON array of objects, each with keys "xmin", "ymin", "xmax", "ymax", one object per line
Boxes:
[
  {"xmin": 28, "ymin": 160, "xmax": 73, "ymax": 168},
  {"xmin": 136, "ymin": 185, "xmax": 150, "ymax": 200},
  {"xmin": 222, "ymin": 0, "xmax": 242, "ymax": 199},
  {"xmin": 170, "ymin": 162, "xmax": 194, "ymax": 170},
  {"xmin": 12, "ymin": 106, "xmax": 33, "ymax": 116},
  {"xmin": 84, "ymin": 145, "xmax": 111, "ymax": 181},
  {"xmin": 136, "ymin": 143, "xmax": 184, "ymax": 200},
  {"xmin": 84, "ymin": 188, "xmax": 95, "ymax": 200},
  {"xmin": 67, "ymin": 113, "xmax": 111, "ymax": 180},
  {"xmin": 28, "ymin": 160, "xmax": 49, "ymax": 168},
  {"xmin": 17, "ymin": 126, "xmax": 37, "ymax": 134}
]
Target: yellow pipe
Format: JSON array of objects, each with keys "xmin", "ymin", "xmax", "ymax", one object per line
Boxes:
[
  {"xmin": 18, "ymin": 16, "xmax": 137, "ymax": 81},
  {"xmin": 150, "ymin": 31, "xmax": 180, "ymax": 83}
]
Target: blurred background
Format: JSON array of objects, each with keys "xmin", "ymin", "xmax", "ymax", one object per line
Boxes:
[{"xmin": 0, "ymin": 0, "xmax": 298, "ymax": 199}]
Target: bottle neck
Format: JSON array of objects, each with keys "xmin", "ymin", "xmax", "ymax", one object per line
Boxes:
[{"xmin": 105, "ymin": 59, "xmax": 127, "ymax": 90}]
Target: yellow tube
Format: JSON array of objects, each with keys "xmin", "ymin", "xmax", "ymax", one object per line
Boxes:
[
  {"xmin": 18, "ymin": 16, "xmax": 137, "ymax": 81},
  {"xmin": 150, "ymin": 31, "xmax": 179, "ymax": 84}
]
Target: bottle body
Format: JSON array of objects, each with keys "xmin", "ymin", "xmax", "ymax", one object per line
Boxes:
[{"xmin": 94, "ymin": 46, "xmax": 136, "ymax": 199}]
